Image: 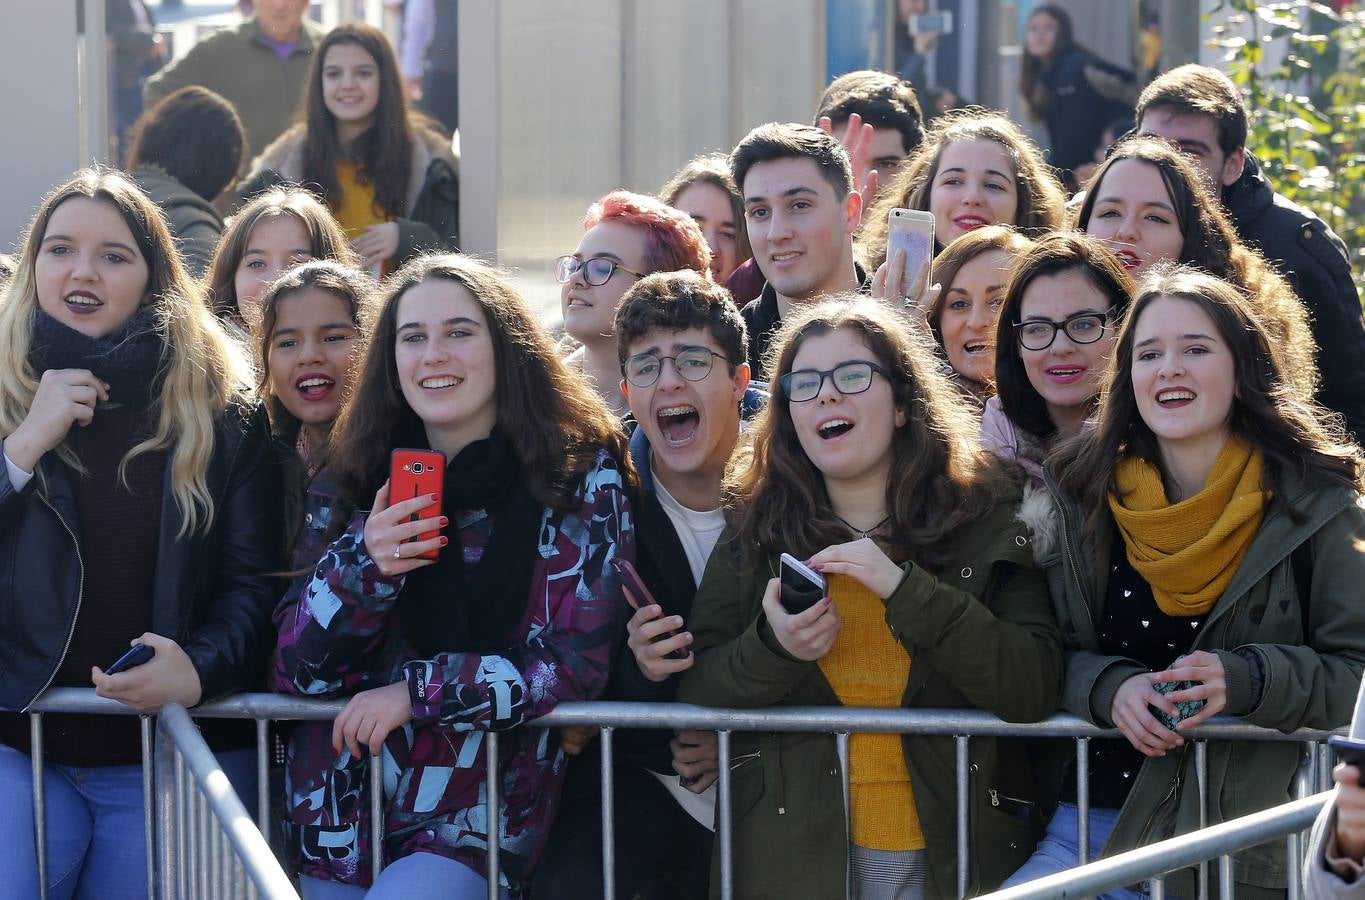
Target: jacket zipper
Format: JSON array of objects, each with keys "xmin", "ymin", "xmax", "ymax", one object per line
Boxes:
[
  {"xmin": 1050, "ymin": 475, "xmax": 1100, "ymax": 638},
  {"xmin": 1135, "ymin": 747, "xmax": 1187, "ymax": 846},
  {"xmin": 987, "ymin": 788, "xmax": 1036, "ymax": 808},
  {"xmin": 25, "ymin": 493, "xmax": 86, "ymax": 711}
]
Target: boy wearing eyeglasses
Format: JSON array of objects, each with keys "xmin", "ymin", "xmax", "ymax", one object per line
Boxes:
[
  {"xmin": 557, "ymin": 190, "xmax": 712, "ymax": 417},
  {"xmin": 532, "ymin": 270, "xmax": 760, "ymax": 900}
]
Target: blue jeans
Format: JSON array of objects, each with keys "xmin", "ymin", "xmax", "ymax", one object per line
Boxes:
[
  {"xmin": 0, "ymin": 742, "xmax": 257, "ymax": 900},
  {"xmin": 301, "ymin": 852, "xmax": 512, "ymax": 899},
  {"xmin": 1001, "ymin": 802, "xmax": 1147, "ymax": 900}
]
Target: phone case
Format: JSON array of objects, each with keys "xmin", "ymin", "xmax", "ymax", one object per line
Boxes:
[
  {"xmin": 611, "ymin": 558, "xmax": 688, "ymax": 659},
  {"xmin": 1329, "ymin": 735, "xmax": 1365, "ymax": 771},
  {"xmin": 779, "ymin": 553, "xmax": 826, "ymax": 615},
  {"xmin": 887, "ymin": 208, "xmax": 935, "ymax": 302},
  {"xmin": 390, "ymin": 449, "xmax": 446, "ymax": 561},
  {"xmin": 106, "ymin": 643, "xmax": 154, "ymax": 675},
  {"xmin": 1148, "ymin": 678, "xmax": 1206, "ymax": 732}
]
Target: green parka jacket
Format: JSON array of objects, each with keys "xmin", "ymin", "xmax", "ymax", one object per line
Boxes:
[
  {"xmin": 676, "ymin": 492, "xmax": 1063, "ymax": 898},
  {"xmin": 1045, "ymin": 467, "xmax": 1365, "ymax": 896}
]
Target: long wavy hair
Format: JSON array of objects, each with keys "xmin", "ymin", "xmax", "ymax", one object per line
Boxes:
[
  {"xmin": 327, "ymin": 254, "xmax": 633, "ymax": 521},
  {"xmin": 1074, "ymin": 135, "xmax": 1318, "ymax": 400},
  {"xmin": 727, "ymin": 296, "xmax": 1006, "ymax": 572},
  {"xmin": 203, "ymin": 186, "xmax": 359, "ymax": 322},
  {"xmin": 0, "ymin": 168, "xmax": 253, "ymax": 536},
  {"xmin": 301, "ymin": 22, "xmax": 414, "ymax": 220},
  {"xmin": 860, "ymin": 109, "xmax": 1066, "ymax": 268},
  {"xmin": 1056, "ymin": 265, "xmax": 1363, "ymax": 540}
]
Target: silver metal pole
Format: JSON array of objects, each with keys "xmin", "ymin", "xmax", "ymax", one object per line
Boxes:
[
  {"xmin": 717, "ymin": 729, "xmax": 733, "ymax": 900},
  {"xmin": 1218, "ymin": 853, "xmax": 1233, "ymax": 900},
  {"xmin": 141, "ymin": 716, "xmax": 155, "ymax": 900},
  {"xmin": 1150, "ymin": 875, "xmax": 1166, "ymax": 899},
  {"xmin": 485, "ymin": 730, "xmax": 500, "ymax": 900},
  {"xmin": 30, "ymin": 713, "xmax": 47, "ymax": 900},
  {"xmin": 1196, "ymin": 740, "xmax": 1208, "ymax": 900},
  {"xmin": 599, "ymin": 726, "xmax": 615, "ymax": 900},
  {"xmin": 256, "ymin": 719, "xmax": 270, "ymax": 836},
  {"xmin": 198, "ymin": 757, "xmax": 210, "ymax": 899},
  {"xmin": 370, "ymin": 750, "xmax": 384, "ymax": 885},
  {"xmin": 1076, "ymin": 737, "xmax": 1090, "ymax": 865},
  {"xmin": 956, "ymin": 734, "xmax": 969, "ymax": 899},
  {"xmin": 176, "ymin": 748, "xmax": 189, "ymax": 900},
  {"xmin": 155, "ymin": 718, "xmax": 178, "ymax": 900}
]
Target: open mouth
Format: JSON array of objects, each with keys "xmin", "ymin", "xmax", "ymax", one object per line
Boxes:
[
  {"xmin": 1114, "ymin": 249, "xmax": 1142, "ymax": 269},
  {"xmin": 1045, "ymin": 365, "xmax": 1086, "ymax": 384},
  {"xmin": 817, "ymin": 418, "xmax": 855, "ymax": 440},
  {"xmin": 64, "ymin": 291, "xmax": 103, "ymax": 313},
  {"xmin": 963, "ymin": 340, "xmax": 990, "ymax": 355},
  {"xmin": 295, "ymin": 375, "xmax": 336, "ymax": 401},
  {"xmin": 770, "ymin": 251, "xmax": 801, "ymax": 265},
  {"xmin": 1156, "ymin": 388, "xmax": 1196, "ymax": 408},
  {"xmin": 420, "ymin": 375, "xmax": 461, "ymax": 390},
  {"xmin": 954, "ymin": 215, "xmax": 989, "ymax": 230},
  {"xmin": 656, "ymin": 404, "xmax": 700, "ymax": 446}
]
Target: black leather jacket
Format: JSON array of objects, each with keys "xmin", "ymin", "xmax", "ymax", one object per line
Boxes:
[
  {"xmin": 0, "ymin": 403, "xmax": 284, "ymax": 712},
  {"xmin": 1224, "ymin": 153, "xmax": 1365, "ymax": 439}
]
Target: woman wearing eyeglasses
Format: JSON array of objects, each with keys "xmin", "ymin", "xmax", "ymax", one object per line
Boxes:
[
  {"xmin": 981, "ymin": 233, "xmax": 1135, "ymax": 490},
  {"xmin": 558, "ymin": 190, "xmax": 712, "ymax": 416},
  {"xmin": 677, "ymin": 296, "xmax": 1062, "ymax": 899}
]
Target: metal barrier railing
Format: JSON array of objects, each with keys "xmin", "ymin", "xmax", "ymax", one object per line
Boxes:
[{"xmin": 22, "ymin": 689, "xmax": 1346, "ymax": 900}]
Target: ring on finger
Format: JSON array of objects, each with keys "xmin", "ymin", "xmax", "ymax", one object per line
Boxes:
[{"xmin": 394, "ymin": 544, "xmax": 403, "ymax": 560}]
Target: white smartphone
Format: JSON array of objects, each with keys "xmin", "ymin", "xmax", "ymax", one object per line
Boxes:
[
  {"xmin": 886, "ymin": 208, "xmax": 936, "ymax": 303},
  {"xmin": 908, "ymin": 11, "xmax": 954, "ymax": 35},
  {"xmin": 779, "ymin": 552, "xmax": 826, "ymax": 615}
]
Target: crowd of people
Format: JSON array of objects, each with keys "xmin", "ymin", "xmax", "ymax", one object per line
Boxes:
[{"xmin": 1, "ymin": 2, "xmax": 1364, "ymax": 899}]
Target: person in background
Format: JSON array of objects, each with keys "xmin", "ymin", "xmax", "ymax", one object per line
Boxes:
[
  {"xmin": 144, "ymin": 0, "xmax": 323, "ymax": 163},
  {"xmin": 678, "ymin": 297, "xmax": 1061, "ymax": 898},
  {"xmin": 558, "ymin": 189, "xmax": 711, "ymax": 416},
  {"xmin": 126, "ymin": 86, "xmax": 247, "ymax": 276},
  {"xmin": 398, "ymin": 0, "xmax": 458, "ymax": 136},
  {"xmin": 106, "ymin": 0, "xmax": 166, "ymax": 161},
  {"xmin": 1308, "ymin": 680, "xmax": 1365, "ymax": 898},
  {"xmin": 237, "ymin": 22, "xmax": 459, "ymax": 274},
  {"xmin": 1071, "ymin": 115, "xmax": 1134, "ymax": 191},
  {"xmin": 204, "ymin": 185, "xmax": 359, "ymax": 331},
  {"xmin": 275, "ymin": 254, "xmax": 633, "ymax": 899},
  {"xmin": 1135, "ymin": 63, "xmax": 1365, "ymax": 440},
  {"xmin": 1019, "ymin": 3, "xmax": 1137, "ymax": 190},
  {"xmin": 659, "ymin": 153, "xmax": 752, "ymax": 287},
  {"xmin": 892, "ymin": 0, "xmax": 944, "ymax": 93},
  {"xmin": 0, "ymin": 168, "xmax": 283, "ymax": 899}
]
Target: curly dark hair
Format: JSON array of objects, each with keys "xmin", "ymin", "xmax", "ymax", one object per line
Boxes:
[{"xmin": 125, "ymin": 86, "xmax": 246, "ymax": 202}]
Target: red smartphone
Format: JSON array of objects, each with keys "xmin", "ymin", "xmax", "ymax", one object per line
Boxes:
[
  {"xmin": 611, "ymin": 557, "xmax": 688, "ymax": 660},
  {"xmin": 389, "ymin": 449, "xmax": 445, "ymax": 560}
]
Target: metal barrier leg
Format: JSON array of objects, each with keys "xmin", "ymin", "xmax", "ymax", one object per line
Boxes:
[
  {"xmin": 717, "ymin": 729, "xmax": 733, "ymax": 900},
  {"xmin": 1218, "ymin": 853, "xmax": 1233, "ymax": 900},
  {"xmin": 485, "ymin": 731, "xmax": 500, "ymax": 900},
  {"xmin": 155, "ymin": 717, "xmax": 178, "ymax": 900},
  {"xmin": 29, "ymin": 713, "xmax": 47, "ymax": 900},
  {"xmin": 198, "ymin": 756, "xmax": 211, "ymax": 898},
  {"xmin": 1196, "ymin": 740, "xmax": 1208, "ymax": 900},
  {"xmin": 256, "ymin": 719, "xmax": 269, "ymax": 837},
  {"xmin": 141, "ymin": 716, "xmax": 155, "ymax": 900},
  {"xmin": 1150, "ymin": 875, "xmax": 1165, "ymax": 899},
  {"xmin": 955, "ymin": 735, "xmax": 969, "ymax": 899},
  {"xmin": 370, "ymin": 750, "xmax": 384, "ymax": 885},
  {"xmin": 1076, "ymin": 737, "xmax": 1090, "ymax": 866},
  {"xmin": 599, "ymin": 726, "xmax": 615, "ymax": 900},
  {"xmin": 177, "ymin": 748, "xmax": 189, "ymax": 899}
]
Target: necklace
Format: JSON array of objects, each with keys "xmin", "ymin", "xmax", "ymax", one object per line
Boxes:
[{"xmin": 835, "ymin": 513, "xmax": 891, "ymax": 540}]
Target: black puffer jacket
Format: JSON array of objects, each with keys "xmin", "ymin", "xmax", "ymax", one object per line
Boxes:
[
  {"xmin": 0, "ymin": 403, "xmax": 284, "ymax": 712},
  {"xmin": 1224, "ymin": 153, "xmax": 1365, "ymax": 440}
]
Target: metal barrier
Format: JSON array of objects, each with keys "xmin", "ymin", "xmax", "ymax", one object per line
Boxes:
[{"xmin": 22, "ymin": 689, "xmax": 1346, "ymax": 900}]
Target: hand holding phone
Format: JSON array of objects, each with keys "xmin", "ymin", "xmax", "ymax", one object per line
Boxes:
[
  {"xmin": 1331, "ymin": 736, "xmax": 1365, "ymax": 783},
  {"xmin": 762, "ymin": 570, "xmax": 840, "ymax": 662},
  {"xmin": 615, "ymin": 559, "xmax": 692, "ymax": 680},
  {"xmin": 389, "ymin": 449, "xmax": 446, "ymax": 561},
  {"xmin": 1148, "ymin": 679, "xmax": 1206, "ymax": 732},
  {"xmin": 779, "ymin": 552, "xmax": 826, "ymax": 615},
  {"xmin": 105, "ymin": 643, "xmax": 154, "ymax": 675},
  {"xmin": 885, "ymin": 208, "xmax": 935, "ymax": 305}
]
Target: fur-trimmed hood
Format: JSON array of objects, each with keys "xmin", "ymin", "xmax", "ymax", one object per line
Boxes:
[
  {"xmin": 1015, "ymin": 480, "xmax": 1060, "ymax": 565},
  {"xmin": 243, "ymin": 121, "xmax": 459, "ymax": 213}
]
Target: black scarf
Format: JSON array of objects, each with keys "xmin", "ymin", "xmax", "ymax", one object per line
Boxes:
[
  {"xmin": 29, "ymin": 307, "xmax": 167, "ymax": 406},
  {"xmin": 397, "ymin": 432, "xmax": 544, "ymax": 657}
]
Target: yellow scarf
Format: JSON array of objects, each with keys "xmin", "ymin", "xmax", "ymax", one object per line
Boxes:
[{"xmin": 1108, "ymin": 437, "xmax": 1268, "ymax": 616}]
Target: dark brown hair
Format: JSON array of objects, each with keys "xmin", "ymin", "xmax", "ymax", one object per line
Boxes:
[
  {"xmin": 1019, "ymin": 4, "xmax": 1077, "ymax": 120},
  {"xmin": 814, "ymin": 69, "xmax": 924, "ymax": 158},
  {"xmin": 729, "ymin": 122, "xmax": 854, "ymax": 201},
  {"xmin": 1056, "ymin": 264, "xmax": 1363, "ymax": 539},
  {"xmin": 614, "ymin": 270, "xmax": 748, "ymax": 368},
  {"xmin": 126, "ymin": 86, "xmax": 247, "ymax": 202},
  {"xmin": 861, "ymin": 109, "xmax": 1066, "ymax": 268},
  {"xmin": 927, "ymin": 224, "xmax": 1036, "ymax": 336},
  {"xmin": 1073, "ymin": 136, "xmax": 1317, "ymax": 400},
  {"xmin": 727, "ymin": 296, "xmax": 1005, "ymax": 572},
  {"xmin": 327, "ymin": 254, "xmax": 633, "ymax": 519},
  {"xmin": 1136, "ymin": 64, "xmax": 1247, "ymax": 156},
  {"xmin": 658, "ymin": 152, "xmax": 753, "ymax": 268},
  {"xmin": 993, "ymin": 233, "xmax": 1136, "ymax": 440},
  {"xmin": 301, "ymin": 22, "xmax": 413, "ymax": 219}
]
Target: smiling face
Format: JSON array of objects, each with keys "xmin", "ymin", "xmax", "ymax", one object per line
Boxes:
[
  {"xmin": 938, "ymin": 249, "xmax": 1011, "ymax": 385},
  {"xmin": 321, "ymin": 42, "xmax": 381, "ymax": 136},
  {"xmin": 394, "ymin": 278, "xmax": 498, "ymax": 455},
  {"xmin": 1084, "ymin": 158, "xmax": 1186, "ymax": 274},
  {"xmin": 35, "ymin": 196, "xmax": 150, "ymax": 339},
  {"xmin": 929, "ymin": 139, "xmax": 1020, "ymax": 248},
  {"xmin": 1131, "ymin": 295, "xmax": 1235, "ymax": 456},
  {"xmin": 673, "ymin": 182, "xmax": 741, "ymax": 284},
  {"xmin": 1018, "ymin": 270, "xmax": 1116, "ymax": 434},
  {"xmin": 743, "ymin": 156, "xmax": 861, "ymax": 306},
  {"xmin": 787, "ymin": 328, "xmax": 905, "ymax": 487},
  {"xmin": 266, "ymin": 287, "xmax": 361, "ymax": 439},
  {"xmin": 234, "ymin": 215, "xmax": 315, "ymax": 325},
  {"xmin": 622, "ymin": 326, "xmax": 748, "ymax": 486},
  {"xmin": 560, "ymin": 220, "xmax": 649, "ymax": 345}
]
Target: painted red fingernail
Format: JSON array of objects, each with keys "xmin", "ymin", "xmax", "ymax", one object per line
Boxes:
[
  {"xmin": 429, "ymin": 493, "xmax": 438, "ymax": 501},
  {"xmin": 439, "ymin": 517, "xmax": 449, "ymax": 526},
  {"xmin": 439, "ymin": 536, "xmax": 449, "ymax": 546}
]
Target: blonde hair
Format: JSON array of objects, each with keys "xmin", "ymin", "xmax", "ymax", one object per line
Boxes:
[{"xmin": 0, "ymin": 168, "xmax": 254, "ymax": 536}]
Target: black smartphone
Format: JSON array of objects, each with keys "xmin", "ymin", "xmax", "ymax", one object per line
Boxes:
[
  {"xmin": 779, "ymin": 552, "xmax": 826, "ymax": 615},
  {"xmin": 1329, "ymin": 736, "xmax": 1365, "ymax": 781},
  {"xmin": 106, "ymin": 643, "xmax": 154, "ymax": 675}
]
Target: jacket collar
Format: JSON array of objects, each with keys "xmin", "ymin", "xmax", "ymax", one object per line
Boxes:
[
  {"xmin": 1221, "ymin": 151, "xmax": 1273, "ymax": 226},
  {"xmin": 246, "ymin": 16, "xmax": 319, "ymax": 54}
]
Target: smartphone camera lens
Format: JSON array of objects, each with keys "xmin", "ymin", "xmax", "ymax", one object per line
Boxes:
[{"xmin": 411, "ymin": 462, "xmax": 426, "ymax": 474}]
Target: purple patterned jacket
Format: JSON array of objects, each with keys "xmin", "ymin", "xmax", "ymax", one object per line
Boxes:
[{"xmin": 274, "ymin": 450, "xmax": 633, "ymax": 892}]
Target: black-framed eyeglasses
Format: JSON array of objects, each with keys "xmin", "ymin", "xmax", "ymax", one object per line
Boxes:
[
  {"xmin": 779, "ymin": 360, "xmax": 890, "ymax": 403},
  {"xmin": 1014, "ymin": 308, "xmax": 1116, "ymax": 351},
  {"xmin": 554, "ymin": 255, "xmax": 647, "ymax": 287},
  {"xmin": 622, "ymin": 347, "xmax": 729, "ymax": 388}
]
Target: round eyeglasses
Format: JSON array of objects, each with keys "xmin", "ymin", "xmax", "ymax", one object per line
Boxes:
[
  {"xmin": 554, "ymin": 255, "xmax": 647, "ymax": 287},
  {"xmin": 779, "ymin": 361, "xmax": 889, "ymax": 403},
  {"xmin": 622, "ymin": 347, "xmax": 728, "ymax": 388},
  {"xmin": 1014, "ymin": 309, "xmax": 1116, "ymax": 351}
]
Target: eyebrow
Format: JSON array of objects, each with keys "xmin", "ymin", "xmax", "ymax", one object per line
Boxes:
[
  {"xmin": 243, "ymin": 247, "xmax": 312, "ymax": 256},
  {"xmin": 1135, "ymin": 332, "xmax": 1216, "ymax": 347},
  {"xmin": 41, "ymin": 234, "xmax": 138, "ymax": 255},
  {"xmin": 1096, "ymin": 195, "xmax": 1176, "ymax": 212},
  {"xmin": 1021, "ymin": 309, "xmax": 1106, "ymax": 320},
  {"xmin": 274, "ymin": 322, "xmax": 356, "ymax": 336},
  {"xmin": 947, "ymin": 282, "xmax": 1005, "ymax": 295},
  {"xmin": 939, "ymin": 166, "xmax": 1012, "ymax": 181},
  {"xmin": 397, "ymin": 316, "xmax": 480, "ymax": 332},
  {"xmin": 744, "ymin": 185, "xmax": 819, "ymax": 205}
]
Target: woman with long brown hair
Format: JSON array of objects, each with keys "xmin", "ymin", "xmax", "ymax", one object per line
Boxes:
[
  {"xmin": 677, "ymin": 297, "xmax": 1061, "ymax": 898},
  {"xmin": 274, "ymin": 254, "xmax": 633, "ymax": 898},
  {"xmin": 1004, "ymin": 265, "xmax": 1365, "ymax": 896}
]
